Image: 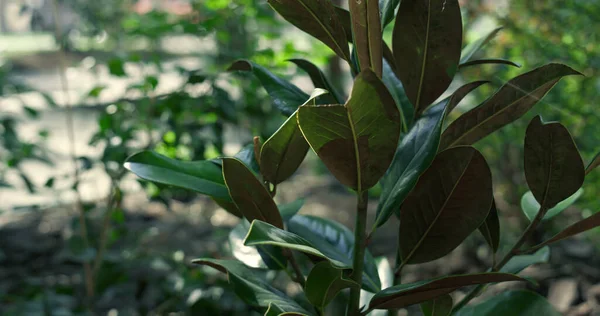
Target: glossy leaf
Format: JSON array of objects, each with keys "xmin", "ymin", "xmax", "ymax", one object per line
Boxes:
[
  {"xmin": 360, "ymin": 258, "xmax": 393, "ymax": 316},
  {"xmin": 524, "ymin": 116, "xmax": 585, "ymax": 211},
  {"xmin": 381, "ymin": 58, "xmax": 414, "ymax": 131},
  {"xmin": 527, "ymin": 212, "xmax": 600, "ymax": 252},
  {"xmin": 350, "ymin": 0, "xmax": 383, "ymax": 76},
  {"xmin": 479, "ymin": 199, "xmax": 500, "ymax": 254},
  {"xmin": 366, "ymin": 273, "xmax": 525, "ymax": 310},
  {"xmin": 520, "ymin": 188, "xmax": 584, "ymax": 222},
  {"xmin": 455, "ymin": 290, "xmax": 560, "ymax": 316},
  {"xmin": 235, "ymin": 143, "xmax": 261, "ymax": 175},
  {"xmin": 229, "ymin": 60, "xmax": 308, "ymax": 116},
  {"xmin": 586, "ymin": 151, "xmax": 600, "ymax": 175},
  {"xmin": 229, "ymin": 220, "xmax": 287, "ymax": 270},
  {"xmin": 459, "ymin": 58, "xmax": 521, "ymax": 69},
  {"xmin": 279, "ymin": 199, "xmax": 305, "ymax": 222},
  {"xmin": 267, "ymin": 0, "xmax": 350, "ymax": 61},
  {"xmin": 440, "ymin": 64, "xmax": 582, "ymax": 149},
  {"xmin": 375, "ymin": 81, "xmax": 487, "ymax": 228},
  {"xmin": 398, "ymin": 146, "xmax": 493, "ymax": 264},
  {"xmin": 222, "ymin": 158, "xmax": 283, "ymax": 229},
  {"xmin": 287, "ymin": 215, "xmax": 382, "ymax": 292},
  {"xmin": 305, "ymin": 261, "xmax": 359, "ymax": 308},
  {"xmin": 380, "ymin": 0, "xmax": 400, "ymax": 29},
  {"xmin": 500, "ymin": 247, "xmax": 549, "ymax": 274},
  {"xmin": 392, "ymin": 0, "xmax": 463, "ymax": 113},
  {"xmin": 297, "ymin": 69, "xmax": 400, "ymax": 192},
  {"xmin": 260, "ymin": 89, "xmax": 327, "ymax": 184},
  {"xmin": 289, "ymin": 59, "xmax": 344, "ymax": 103},
  {"xmin": 192, "ymin": 259, "xmax": 310, "ymax": 314},
  {"xmin": 420, "ymin": 294, "xmax": 453, "ymax": 316},
  {"xmin": 265, "ymin": 303, "xmax": 309, "ymax": 316},
  {"xmin": 460, "ymin": 27, "xmax": 503, "ymax": 63},
  {"xmin": 124, "ymin": 151, "xmax": 230, "ymax": 200}
]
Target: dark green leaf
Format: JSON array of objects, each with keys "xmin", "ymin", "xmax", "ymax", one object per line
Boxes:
[
  {"xmin": 192, "ymin": 259, "xmax": 310, "ymax": 314},
  {"xmin": 229, "ymin": 220, "xmax": 287, "ymax": 270},
  {"xmin": 375, "ymin": 81, "xmax": 487, "ymax": 228},
  {"xmin": 500, "ymin": 247, "xmax": 549, "ymax": 274},
  {"xmin": 460, "ymin": 27, "xmax": 503, "ymax": 63},
  {"xmin": 222, "ymin": 158, "xmax": 283, "ymax": 229},
  {"xmin": 279, "ymin": 199, "xmax": 305, "ymax": 222},
  {"xmin": 235, "ymin": 143, "xmax": 261, "ymax": 175},
  {"xmin": 479, "ymin": 199, "xmax": 500, "ymax": 253},
  {"xmin": 229, "ymin": 60, "xmax": 309, "ymax": 116},
  {"xmin": 297, "ymin": 69, "xmax": 400, "ymax": 191},
  {"xmin": 392, "ymin": 0, "xmax": 463, "ymax": 113},
  {"xmin": 585, "ymin": 151, "xmax": 600, "ymax": 175},
  {"xmin": 366, "ymin": 273, "xmax": 525, "ymax": 310},
  {"xmin": 265, "ymin": 303, "xmax": 309, "ymax": 316},
  {"xmin": 527, "ymin": 212, "xmax": 600, "ymax": 253},
  {"xmin": 520, "ymin": 189, "xmax": 584, "ymax": 222},
  {"xmin": 420, "ymin": 294, "xmax": 453, "ymax": 316},
  {"xmin": 22, "ymin": 106, "xmax": 39, "ymax": 118},
  {"xmin": 380, "ymin": 0, "xmax": 400, "ymax": 29},
  {"xmin": 360, "ymin": 258, "xmax": 393, "ymax": 316},
  {"xmin": 108, "ymin": 58, "xmax": 126, "ymax": 77},
  {"xmin": 267, "ymin": 0, "xmax": 350, "ymax": 61},
  {"xmin": 289, "ymin": 59, "xmax": 343, "ymax": 104},
  {"xmin": 398, "ymin": 146, "xmax": 493, "ymax": 264},
  {"xmin": 459, "ymin": 58, "xmax": 521, "ymax": 69},
  {"xmin": 454, "ymin": 290, "xmax": 559, "ymax": 316},
  {"xmin": 381, "ymin": 58, "xmax": 414, "ymax": 131},
  {"xmin": 305, "ymin": 261, "xmax": 359, "ymax": 308},
  {"xmin": 350, "ymin": 0, "xmax": 383, "ymax": 76},
  {"xmin": 440, "ymin": 64, "xmax": 582, "ymax": 149}
]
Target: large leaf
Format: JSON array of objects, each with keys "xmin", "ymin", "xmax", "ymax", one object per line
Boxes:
[
  {"xmin": 527, "ymin": 212, "xmax": 600, "ymax": 253},
  {"xmin": 382, "ymin": 58, "xmax": 414, "ymax": 131},
  {"xmin": 229, "ymin": 60, "xmax": 308, "ymax": 116},
  {"xmin": 398, "ymin": 146, "xmax": 493, "ymax": 264},
  {"xmin": 392, "ymin": 0, "xmax": 463, "ymax": 113},
  {"xmin": 289, "ymin": 59, "xmax": 344, "ymax": 104},
  {"xmin": 305, "ymin": 261, "xmax": 359, "ymax": 309},
  {"xmin": 380, "ymin": 0, "xmax": 400, "ymax": 30},
  {"xmin": 229, "ymin": 220, "xmax": 287, "ymax": 270},
  {"xmin": 458, "ymin": 58, "xmax": 521, "ymax": 69},
  {"xmin": 288, "ymin": 215, "xmax": 381, "ymax": 292},
  {"xmin": 586, "ymin": 151, "xmax": 600, "ymax": 175},
  {"xmin": 366, "ymin": 273, "xmax": 525, "ymax": 310},
  {"xmin": 479, "ymin": 199, "xmax": 500, "ymax": 254},
  {"xmin": 267, "ymin": 0, "xmax": 350, "ymax": 61},
  {"xmin": 520, "ymin": 188, "xmax": 584, "ymax": 222},
  {"xmin": 124, "ymin": 151, "xmax": 230, "ymax": 200},
  {"xmin": 500, "ymin": 247, "xmax": 549, "ymax": 274},
  {"xmin": 260, "ymin": 89, "xmax": 327, "ymax": 184},
  {"xmin": 279, "ymin": 199, "xmax": 305, "ymax": 222},
  {"xmin": 420, "ymin": 295, "xmax": 453, "ymax": 316},
  {"xmin": 454, "ymin": 290, "xmax": 560, "ymax": 316},
  {"xmin": 524, "ymin": 116, "xmax": 585, "ymax": 211},
  {"xmin": 460, "ymin": 27, "xmax": 503, "ymax": 63},
  {"xmin": 440, "ymin": 64, "xmax": 582, "ymax": 149},
  {"xmin": 350, "ymin": 0, "xmax": 383, "ymax": 76},
  {"xmin": 191, "ymin": 259, "xmax": 310, "ymax": 314},
  {"xmin": 375, "ymin": 81, "xmax": 487, "ymax": 228},
  {"xmin": 297, "ymin": 69, "xmax": 400, "ymax": 192},
  {"xmin": 222, "ymin": 158, "xmax": 283, "ymax": 229}
]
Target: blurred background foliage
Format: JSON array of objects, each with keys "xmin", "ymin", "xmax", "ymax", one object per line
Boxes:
[{"xmin": 0, "ymin": 0, "xmax": 598, "ymax": 314}]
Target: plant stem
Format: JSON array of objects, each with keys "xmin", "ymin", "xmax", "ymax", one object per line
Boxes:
[
  {"xmin": 286, "ymin": 250, "xmax": 306, "ymax": 288},
  {"xmin": 452, "ymin": 205, "xmax": 547, "ymax": 313},
  {"xmin": 349, "ymin": 191, "xmax": 369, "ymax": 316},
  {"xmin": 93, "ymin": 184, "xmax": 120, "ymax": 275}
]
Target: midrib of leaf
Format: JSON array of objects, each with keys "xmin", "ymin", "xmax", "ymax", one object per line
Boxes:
[
  {"xmin": 223, "ymin": 169, "xmax": 269, "ymax": 223},
  {"xmin": 448, "ymin": 80, "xmax": 559, "ymax": 148},
  {"xmin": 366, "ymin": 3, "xmax": 376, "ymax": 72},
  {"xmin": 540, "ymin": 132, "xmax": 554, "ymax": 209},
  {"xmin": 296, "ymin": 0, "xmax": 349, "ymax": 61},
  {"xmin": 400, "ymin": 151, "xmax": 474, "ymax": 266},
  {"xmin": 415, "ymin": 0, "xmax": 432, "ymax": 111},
  {"xmin": 272, "ymin": 126, "xmax": 299, "ymax": 183},
  {"xmin": 347, "ymin": 107, "xmax": 363, "ymax": 194}
]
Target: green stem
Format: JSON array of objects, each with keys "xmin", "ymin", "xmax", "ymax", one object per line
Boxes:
[
  {"xmin": 349, "ymin": 191, "xmax": 369, "ymax": 316},
  {"xmin": 286, "ymin": 250, "xmax": 306, "ymax": 288}
]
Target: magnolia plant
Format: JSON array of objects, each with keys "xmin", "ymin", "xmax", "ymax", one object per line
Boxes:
[{"xmin": 123, "ymin": 0, "xmax": 600, "ymax": 315}]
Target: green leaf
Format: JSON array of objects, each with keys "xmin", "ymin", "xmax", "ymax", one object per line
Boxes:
[
  {"xmin": 279, "ymin": 199, "xmax": 305, "ymax": 222},
  {"xmin": 265, "ymin": 303, "xmax": 309, "ymax": 316},
  {"xmin": 454, "ymin": 290, "xmax": 560, "ymax": 316},
  {"xmin": 500, "ymin": 247, "xmax": 550, "ymax": 274},
  {"xmin": 192, "ymin": 259, "xmax": 310, "ymax": 314},
  {"xmin": 420, "ymin": 294, "xmax": 453, "ymax": 316},
  {"xmin": 460, "ymin": 27, "xmax": 503, "ymax": 63},
  {"xmin": 398, "ymin": 146, "xmax": 493, "ymax": 264},
  {"xmin": 440, "ymin": 64, "xmax": 582, "ymax": 149},
  {"xmin": 222, "ymin": 158, "xmax": 284, "ymax": 229},
  {"xmin": 521, "ymin": 189, "xmax": 584, "ymax": 222},
  {"xmin": 392, "ymin": 0, "xmax": 463, "ymax": 113},
  {"xmin": 375, "ymin": 81, "xmax": 488, "ymax": 228},
  {"xmin": 527, "ymin": 212, "xmax": 600, "ymax": 252},
  {"xmin": 382, "ymin": 58, "xmax": 414, "ymax": 131},
  {"xmin": 288, "ymin": 215, "xmax": 381, "ymax": 292},
  {"xmin": 229, "ymin": 219, "xmax": 287, "ymax": 270},
  {"xmin": 479, "ymin": 199, "xmax": 500, "ymax": 253},
  {"xmin": 459, "ymin": 58, "xmax": 521, "ymax": 69},
  {"xmin": 289, "ymin": 59, "xmax": 344, "ymax": 104},
  {"xmin": 360, "ymin": 258, "xmax": 393, "ymax": 316},
  {"xmin": 124, "ymin": 151, "xmax": 230, "ymax": 200},
  {"xmin": 108, "ymin": 58, "xmax": 126, "ymax": 77},
  {"xmin": 585, "ymin": 151, "xmax": 600, "ymax": 175},
  {"xmin": 349, "ymin": 0, "xmax": 383, "ymax": 76},
  {"xmin": 228, "ymin": 60, "xmax": 309, "ymax": 116},
  {"xmin": 297, "ymin": 69, "xmax": 400, "ymax": 192},
  {"xmin": 305, "ymin": 261, "xmax": 359, "ymax": 308},
  {"xmin": 267, "ymin": 0, "xmax": 350, "ymax": 61},
  {"xmin": 235, "ymin": 143, "xmax": 261, "ymax": 175},
  {"xmin": 380, "ymin": 0, "xmax": 400, "ymax": 30},
  {"xmin": 366, "ymin": 273, "xmax": 525, "ymax": 311},
  {"xmin": 524, "ymin": 116, "xmax": 585, "ymax": 211},
  {"xmin": 260, "ymin": 90, "xmax": 327, "ymax": 184}
]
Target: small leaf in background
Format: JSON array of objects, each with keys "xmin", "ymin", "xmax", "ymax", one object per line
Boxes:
[
  {"xmin": 267, "ymin": 0, "xmax": 350, "ymax": 62},
  {"xmin": 305, "ymin": 261, "xmax": 358, "ymax": 309},
  {"xmin": 458, "ymin": 58, "xmax": 521, "ymax": 69},
  {"xmin": 349, "ymin": 0, "xmax": 383, "ymax": 76},
  {"xmin": 107, "ymin": 58, "xmax": 127, "ymax": 77},
  {"xmin": 520, "ymin": 188, "xmax": 584, "ymax": 222},
  {"xmin": 260, "ymin": 89, "xmax": 327, "ymax": 184},
  {"xmin": 366, "ymin": 273, "xmax": 525, "ymax": 311},
  {"xmin": 279, "ymin": 199, "xmax": 304, "ymax": 222},
  {"xmin": 479, "ymin": 199, "xmax": 500, "ymax": 254},
  {"xmin": 460, "ymin": 27, "xmax": 503, "ymax": 63},
  {"xmin": 192, "ymin": 259, "xmax": 310, "ymax": 314},
  {"xmin": 526, "ymin": 212, "xmax": 600, "ymax": 252},
  {"xmin": 222, "ymin": 158, "xmax": 283, "ymax": 229},
  {"xmin": 22, "ymin": 106, "xmax": 39, "ymax": 119},
  {"xmin": 398, "ymin": 146, "xmax": 493, "ymax": 264},
  {"xmin": 392, "ymin": 0, "xmax": 463, "ymax": 113},
  {"xmin": 298, "ymin": 69, "xmax": 400, "ymax": 192},
  {"xmin": 500, "ymin": 247, "xmax": 549, "ymax": 274},
  {"xmin": 440, "ymin": 64, "xmax": 582, "ymax": 149},
  {"xmin": 420, "ymin": 294, "xmax": 453, "ymax": 316},
  {"xmin": 524, "ymin": 116, "xmax": 585, "ymax": 211},
  {"xmin": 381, "ymin": 58, "xmax": 414, "ymax": 131},
  {"xmin": 228, "ymin": 60, "xmax": 309, "ymax": 116},
  {"xmin": 380, "ymin": 0, "xmax": 400, "ymax": 30},
  {"xmin": 454, "ymin": 290, "xmax": 560, "ymax": 316},
  {"xmin": 44, "ymin": 177, "xmax": 55, "ymax": 188},
  {"xmin": 87, "ymin": 85, "xmax": 106, "ymax": 98},
  {"xmin": 289, "ymin": 59, "xmax": 343, "ymax": 103},
  {"xmin": 586, "ymin": 151, "xmax": 600, "ymax": 175}
]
